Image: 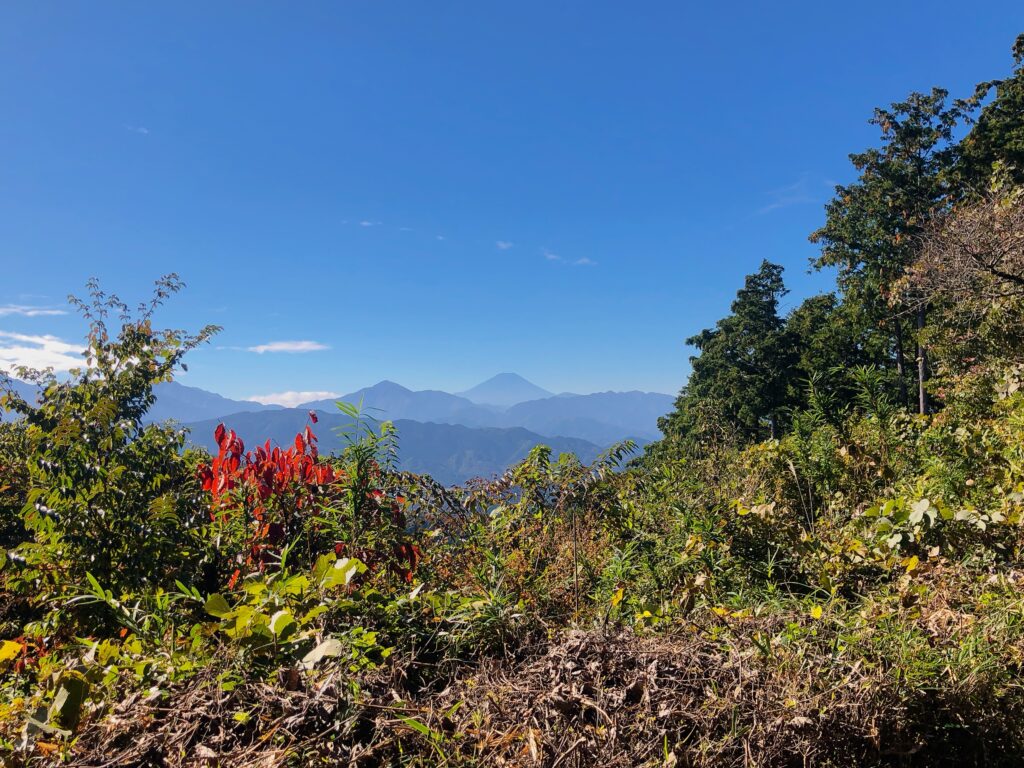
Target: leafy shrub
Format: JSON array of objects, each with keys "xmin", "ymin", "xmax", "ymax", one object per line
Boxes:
[
  {"xmin": 3, "ymin": 277, "xmax": 217, "ymax": 598},
  {"xmin": 198, "ymin": 417, "xmax": 344, "ymax": 583}
]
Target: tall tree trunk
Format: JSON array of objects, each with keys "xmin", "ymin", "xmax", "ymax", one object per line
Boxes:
[
  {"xmin": 917, "ymin": 305, "xmax": 928, "ymax": 415},
  {"xmin": 893, "ymin": 316, "xmax": 908, "ymax": 407},
  {"xmin": 769, "ymin": 412, "xmax": 778, "ymax": 440}
]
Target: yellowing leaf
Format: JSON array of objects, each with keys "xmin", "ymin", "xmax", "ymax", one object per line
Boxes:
[
  {"xmin": 300, "ymin": 637, "xmax": 344, "ymax": 670},
  {"xmin": 903, "ymin": 555, "xmax": 920, "ymax": 573},
  {"xmin": 809, "ymin": 605, "xmax": 823, "ymax": 620},
  {"xmin": 610, "ymin": 587, "xmax": 624, "ymax": 607},
  {"xmin": 0, "ymin": 640, "xmax": 22, "ymax": 662}
]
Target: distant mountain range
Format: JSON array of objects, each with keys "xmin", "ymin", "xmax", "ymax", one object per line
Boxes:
[
  {"xmin": 146, "ymin": 382, "xmax": 282, "ymax": 424},
  {"xmin": 185, "ymin": 410, "xmax": 603, "ymax": 487},
  {"xmin": 1, "ymin": 373, "xmax": 671, "ymax": 483},
  {"xmin": 501, "ymin": 390, "xmax": 673, "ymax": 445},
  {"xmin": 301, "ymin": 380, "xmax": 497, "ymax": 427},
  {"xmin": 299, "ymin": 378, "xmax": 671, "ymax": 444}
]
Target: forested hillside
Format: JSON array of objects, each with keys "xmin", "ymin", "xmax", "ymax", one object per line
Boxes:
[{"xmin": 2, "ymin": 34, "xmax": 1024, "ymax": 768}]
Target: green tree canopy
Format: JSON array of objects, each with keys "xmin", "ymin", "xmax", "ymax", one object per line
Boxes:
[
  {"xmin": 810, "ymin": 88, "xmax": 961, "ymax": 408},
  {"xmin": 958, "ymin": 34, "xmax": 1024, "ymax": 190},
  {"xmin": 660, "ymin": 261, "xmax": 796, "ymax": 446}
]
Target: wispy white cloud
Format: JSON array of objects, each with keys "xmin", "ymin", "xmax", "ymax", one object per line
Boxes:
[
  {"xmin": 436, "ymin": 235, "xmax": 446, "ymax": 241},
  {"xmin": 496, "ymin": 240, "xmax": 514, "ymax": 250},
  {"xmin": 359, "ymin": 220, "xmax": 382, "ymax": 227},
  {"xmin": 758, "ymin": 174, "xmax": 816, "ymax": 214},
  {"xmin": 542, "ymin": 248, "xmax": 561, "ymax": 262},
  {"xmin": 125, "ymin": 125, "xmax": 150, "ymax": 135},
  {"xmin": 245, "ymin": 390, "xmax": 339, "ymax": 408},
  {"xmin": 247, "ymin": 340, "xmax": 329, "ymax": 354},
  {"xmin": 573, "ymin": 257, "xmax": 597, "ymax": 267},
  {"xmin": 0, "ymin": 304, "xmax": 67, "ymax": 317},
  {"xmin": 0, "ymin": 331, "xmax": 83, "ymax": 373}
]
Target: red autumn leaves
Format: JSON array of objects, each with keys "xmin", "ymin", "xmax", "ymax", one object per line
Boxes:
[
  {"xmin": 199, "ymin": 422, "xmax": 337, "ymax": 524},
  {"xmin": 197, "ymin": 421, "xmax": 340, "ymax": 576},
  {"xmin": 197, "ymin": 419, "xmax": 420, "ymax": 585}
]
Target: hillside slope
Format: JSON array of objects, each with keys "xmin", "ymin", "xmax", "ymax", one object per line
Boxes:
[{"xmin": 146, "ymin": 381, "xmax": 280, "ymax": 424}]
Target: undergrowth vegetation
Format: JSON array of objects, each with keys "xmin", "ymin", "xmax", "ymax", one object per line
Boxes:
[
  {"xmin": 3, "ymin": 32, "xmax": 1024, "ymax": 768},
  {"xmin": 3, "ymin": 284, "xmax": 1024, "ymax": 767}
]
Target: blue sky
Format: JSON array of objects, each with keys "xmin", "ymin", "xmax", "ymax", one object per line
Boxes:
[{"xmin": 1, "ymin": 3, "xmax": 1021, "ymax": 404}]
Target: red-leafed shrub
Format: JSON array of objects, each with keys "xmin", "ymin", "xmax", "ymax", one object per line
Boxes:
[
  {"xmin": 198, "ymin": 419, "xmax": 344, "ymax": 578},
  {"xmin": 197, "ymin": 415, "xmax": 422, "ymax": 585}
]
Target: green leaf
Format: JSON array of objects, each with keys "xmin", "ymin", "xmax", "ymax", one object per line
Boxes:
[
  {"xmin": 86, "ymin": 571, "xmax": 105, "ymax": 598},
  {"xmin": 204, "ymin": 593, "xmax": 231, "ymax": 618},
  {"xmin": 269, "ymin": 610, "xmax": 296, "ymax": 639},
  {"xmin": 49, "ymin": 672, "xmax": 89, "ymax": 730},
  {"xmin": 312, "ymin": 553, "xmax": 336, "ymax": 582},
  {"xmin": 319, "ymin": 557, "xmax": 367, "ymax": 589},
  {"xmin": 396, "ymin": 714, "xmax": 444, "ymax": 742}
]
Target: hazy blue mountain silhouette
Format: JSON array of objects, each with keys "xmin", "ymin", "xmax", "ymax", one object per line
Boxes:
[
  {"xmin": 300, "ymin": 380, "xmax": 496, "ymax": 426},
  {"xmin": 184, "ymin": 409, "xmax": 605, "ymax": 486},
  {"xmin": 457, "ymin": 373, "xmax": 553, "ymax": 407},
  {"xmin": 145, "ymin": 381, "xmax": 281, "ymax": 424},
  {"xmin": 500, "ymin": 390, "xmax": 673, "ymax": 442},
  {"xmin": 4, "ymin": 374, "xmax": 672, "ymax": 447}
]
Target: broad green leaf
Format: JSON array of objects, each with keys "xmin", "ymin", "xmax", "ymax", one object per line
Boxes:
[
  {"xmin": 49, "ymin": 672, "xmax": 89, "ymax": 730},
  {"xmin": 312, "ymin": 553, "xmax": 336, "ymax": 582},
  {"xmin": 204, "ymin": 593, "xmax": 231, "ymax": 618},
  {"xmin": 319, "ymin": 557, "xmax": 367, "ymax": 589},
  {"xmin": 269, "ymin": 610, "xmax": 296, "ymax": 639}
]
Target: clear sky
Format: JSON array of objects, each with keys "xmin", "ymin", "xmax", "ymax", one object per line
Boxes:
[{"xmin": 1, "ymin": 3, "xmax": 1021, "ymax": 404}]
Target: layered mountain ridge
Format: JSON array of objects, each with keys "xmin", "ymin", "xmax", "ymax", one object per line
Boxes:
[{"xmin": 2, "ymin": 374, "xmax": 672, "ymax": 483}]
